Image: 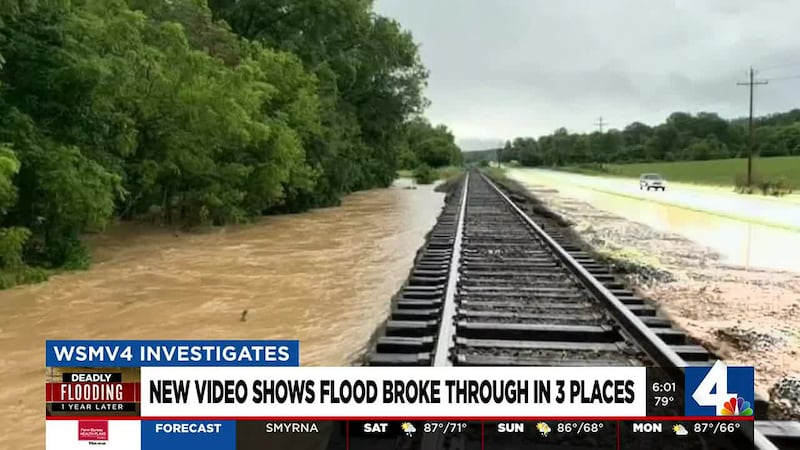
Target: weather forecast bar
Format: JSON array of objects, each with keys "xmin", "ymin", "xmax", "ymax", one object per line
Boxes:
[{"xmin": 46, "ymin": 419, "xmax": 755, "ymax": 450}]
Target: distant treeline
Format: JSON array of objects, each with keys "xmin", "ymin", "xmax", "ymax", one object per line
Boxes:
[
  {"xmin": 0, "ymin": 0, "xmax": 461, "ymax": 286},
  {"xmin": 464, "ymin": 109, "xmax": 800, "ymax": 167}
]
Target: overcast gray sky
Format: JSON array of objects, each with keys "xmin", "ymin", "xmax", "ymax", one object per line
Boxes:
[{"xmin": 374, "ymin": 0, "xmax": 800, "ymax": 150}]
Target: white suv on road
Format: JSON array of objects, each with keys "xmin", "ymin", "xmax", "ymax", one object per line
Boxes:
[{"xmin": 639, "ymin": 173, "xmax": 666, "ymax": 191}]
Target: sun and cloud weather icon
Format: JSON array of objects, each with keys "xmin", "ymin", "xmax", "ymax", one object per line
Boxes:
[
  {"xmin": 672, "ymin": 424, "xmax": 689, "ymax": 436},
  {"xmin": 722, "ymin": 396, "xmax": 753, "ymax": 416},
  {"xmin": 536, "ymin": 422, "xmax": 551, "ymax": 437},
  {"xmin": 400, "ymin": 422, "xmax": 416, "ymax": 437}
]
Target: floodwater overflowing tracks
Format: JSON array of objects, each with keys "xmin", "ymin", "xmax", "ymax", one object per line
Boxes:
[{"xmin": 365, "ymin": 170, "xmax": 797, "ymax": 450}]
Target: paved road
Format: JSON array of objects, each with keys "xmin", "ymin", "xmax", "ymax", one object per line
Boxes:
[{"xmin": 507, "ymin": 168, "xmax": 800, "ymax": 231}]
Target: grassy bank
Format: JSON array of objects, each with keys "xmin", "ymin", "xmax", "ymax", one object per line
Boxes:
[
  {"xmin": 397, "ymin": 166, "xmax": 465, "ymax": 184},
  {"xmin": 482, "ymin": 167, "xmax": 673, "ymax": 282},
  {"xmin": 560, "ymin": 156, "xmax": 800, "ymax": 188},
  {"xmin": 482, "ymin": 166, "xmax": 508, "ymax": 181},
  {"xmin": 0, "ymin": 267, "xmax": 50, "ymax": 290}
]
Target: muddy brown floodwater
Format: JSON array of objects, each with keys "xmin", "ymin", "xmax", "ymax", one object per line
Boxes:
[{"xmin": 0, "ymin": 179, "xmax": 444, "ymax": 450}]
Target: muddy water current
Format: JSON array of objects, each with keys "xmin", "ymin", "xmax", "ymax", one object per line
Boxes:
[{"xmin": 0, "ymin": 179, "xmax": 444, "ymax": 450}]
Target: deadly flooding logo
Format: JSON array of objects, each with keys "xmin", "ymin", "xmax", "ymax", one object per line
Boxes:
[
  {"xmin": 46, "ymin": 367, "xmax": 140, "ymax": 417},
  {"xmin": 78, "ymin": 420, "xmax": 109, "ymax": 441}
]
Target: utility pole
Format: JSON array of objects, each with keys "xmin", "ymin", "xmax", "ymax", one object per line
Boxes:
[
  {"xmin": 594, "ymin": 116, "xmax": 608, "ymax": 133},
  {"xmin": 737, "ymin": 67, "xmax": 768, "ymax": 186}
]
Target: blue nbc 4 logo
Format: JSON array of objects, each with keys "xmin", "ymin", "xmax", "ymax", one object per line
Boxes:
[{"xmin": 685, "ymin": 360, "xmax": 754, "ymax": 417}]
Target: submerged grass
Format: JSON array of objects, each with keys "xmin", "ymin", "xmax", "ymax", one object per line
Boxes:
[
  {"xmin": 0, "ymin": 267, "xmax": 50, "ymax": 289},
  {"xmin": 397, "ymin": 166, "xmax": 465, "ymax": 182}
]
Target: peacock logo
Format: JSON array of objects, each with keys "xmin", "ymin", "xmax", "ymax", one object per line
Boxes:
[{"xmin": 721, "ymin": 396, "xmax": 753, "ymax": 416}]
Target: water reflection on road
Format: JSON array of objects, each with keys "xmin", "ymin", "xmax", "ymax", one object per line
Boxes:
[{"xmin": 510, "ymin": 172, "xmax": 800, "ymax": 273}]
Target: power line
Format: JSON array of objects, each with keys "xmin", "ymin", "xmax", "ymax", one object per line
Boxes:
[
  {"xmin": 765, "ymin": 74, "xmax": 800, "ymax": 82},
  {"xmin": 736, "ymin": 66, "xmax": 768, "ymax": 187},
  {"xmin": 756, "ymin": 61, "xmax": 800, "ymax": 72}
]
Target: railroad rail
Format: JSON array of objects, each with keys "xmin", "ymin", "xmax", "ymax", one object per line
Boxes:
[{"xmin": 366, "ymin": 170, "xmax": 797, "ymax": 450}]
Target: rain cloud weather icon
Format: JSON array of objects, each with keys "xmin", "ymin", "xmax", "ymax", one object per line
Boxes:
[
  {"xmin": 536, "ymin": 422, "xmax": 551, "ymax": 437},
  {"xmin": 673, "ymin": 424, "xmax": 689, "ymax": 436}
]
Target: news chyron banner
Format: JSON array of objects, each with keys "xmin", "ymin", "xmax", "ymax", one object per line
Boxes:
[{"xmin": 45, "ymin": 340, "xmax": 756, "ymax": 450}]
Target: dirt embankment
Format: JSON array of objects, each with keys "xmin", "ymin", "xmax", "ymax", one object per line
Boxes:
[{"xmin": 489, "ymin": 172, "xmax": 800, "ymax": 420}]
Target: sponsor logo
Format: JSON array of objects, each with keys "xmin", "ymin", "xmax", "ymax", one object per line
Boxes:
[{"xmin": 78, "ymin": 421, "xmax": 109, "ymax": 441}]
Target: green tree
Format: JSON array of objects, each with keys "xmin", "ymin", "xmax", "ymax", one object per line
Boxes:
[
  {"xmin": 208, "ymin": 0, "xmax": 428, "ymax": 199},
  {"xmin": 503, "ymin": 110, "xmax": 800, "ymax": 168},
  {"xmin": 0, "ymin": 0, "xmax": 443, "ymax": 285},
  {"xmin": 398, "ymin": 118, "xmax": 462, "ymax": 169}
]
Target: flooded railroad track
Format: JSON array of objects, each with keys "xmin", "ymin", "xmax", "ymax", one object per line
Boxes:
[{"xmin": 365, "ymin": 170, "xmax": 794, "ymax": 450}]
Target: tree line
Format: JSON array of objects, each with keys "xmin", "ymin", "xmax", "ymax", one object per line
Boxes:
[
  {"xmin": 478, "ymin": 109, "xmax": 800, "ymax": 167},
  {"xmin": 0, "ymin": 0, "xmax": 461, "ymax": 286}
]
